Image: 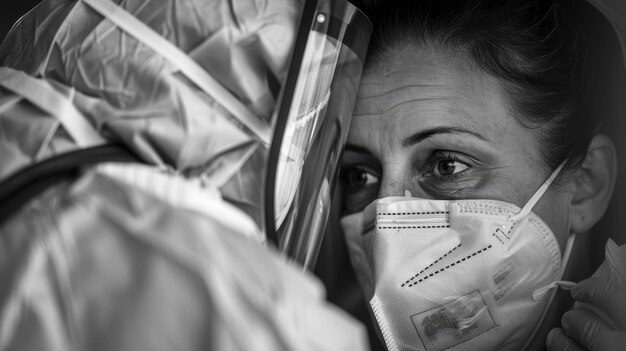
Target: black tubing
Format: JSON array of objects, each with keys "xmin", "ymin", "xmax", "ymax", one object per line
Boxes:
[{"xmin": 0, "ymin": 144, "xmax": 141, "ymax": 226}]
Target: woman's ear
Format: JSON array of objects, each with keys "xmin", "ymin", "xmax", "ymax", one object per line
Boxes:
[{"xmin": 569, "ymin": 134, "xmax": 618, "ymax": 234}]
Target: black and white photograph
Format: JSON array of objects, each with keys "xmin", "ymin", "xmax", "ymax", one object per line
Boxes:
[{"xmin": 0, "ymin": 1, "xmax": 624, "ymax": 350}]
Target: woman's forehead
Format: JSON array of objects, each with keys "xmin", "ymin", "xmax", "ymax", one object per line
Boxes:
[{"xmin": 353, "ymin": 48, "xmax": 515, "ymax": 138}]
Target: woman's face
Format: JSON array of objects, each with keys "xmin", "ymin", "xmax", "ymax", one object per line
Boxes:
[{"xmin": 342, "ymin": 46, "xmax": 573, "ymax": 248}]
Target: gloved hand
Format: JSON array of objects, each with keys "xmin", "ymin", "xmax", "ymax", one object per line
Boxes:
[{"xmin": 547, "ymin": 238, "xmax": 626, "ymax": 351}]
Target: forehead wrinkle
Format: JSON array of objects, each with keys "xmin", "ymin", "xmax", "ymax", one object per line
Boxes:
[
  {"xmin": 391, "ymin": 96, "xmax": 463, "ymax": 110},
  {"xmin": 353, "ymin": 96, "xmax": 462, "ymax": 118},
  {"xmin": 356, "ymin": 83, "xmax": 452, "ymax": 100},
  {"xmin": 353, "ymin": 93, "xmax": 471, "ymax": 121},
  {"xmin": 383, "ymin": 94, "xmax": 467, "ymax": 120},
  {"xmin": 355, "ymin": 83, "xmax": 466, "ymax": 115}
]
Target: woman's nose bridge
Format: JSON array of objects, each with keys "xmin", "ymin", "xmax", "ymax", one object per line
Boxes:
[
  {"xmin": 379, "ymin": 176, "xmax": 400, "ymax": 198},
  {"xmin": 379, "ymin": 166, "xmax": 417, "ymax": 198}
]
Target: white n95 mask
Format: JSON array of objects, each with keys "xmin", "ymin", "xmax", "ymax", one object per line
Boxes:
[{"xmin": 340, "ymin": 163, "xmax": 575, "ymax": 351}]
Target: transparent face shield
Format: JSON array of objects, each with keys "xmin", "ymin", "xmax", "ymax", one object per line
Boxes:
[{"xmin": 264, "ymin": 0, "xmax": 371, "ymax": 270}]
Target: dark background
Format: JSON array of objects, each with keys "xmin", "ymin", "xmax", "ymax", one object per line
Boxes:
[{"xmin": 1, "ymin": 1, "xmax": 42, "ymax": 42}]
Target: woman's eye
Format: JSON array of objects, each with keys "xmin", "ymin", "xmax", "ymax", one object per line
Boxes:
[
  {"xmin": 424, "ymin": 151, "xmax": 473, "ymax": 179},
  {"xmin": 418, "ymin": 151, "xmax": 479, "ymax": 199},
  {"xmin": 341, "ymin": 166, "xmax": 380, "ymax": 214},
  {"xmin": 345, "ymin": 168, "xmax": 379, "ymax": 190},
  {"xmin": 435, "ymin": 160, "xmax": 470, "ymax": 177}
]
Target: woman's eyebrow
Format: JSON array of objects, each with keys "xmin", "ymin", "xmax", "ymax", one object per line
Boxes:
[{"xmin": 401, "ymin": 126, "xmax": 489, "ymax": 148}]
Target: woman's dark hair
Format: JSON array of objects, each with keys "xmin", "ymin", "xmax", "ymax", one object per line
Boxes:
[{"xmin": 366, "ymin": 0, "xmax": 625, "ymax": 176}]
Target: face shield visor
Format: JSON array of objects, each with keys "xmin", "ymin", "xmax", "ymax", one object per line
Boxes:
[{"xmin": 262, "ymin": 0, "xmax": 371, "ymax": 269}]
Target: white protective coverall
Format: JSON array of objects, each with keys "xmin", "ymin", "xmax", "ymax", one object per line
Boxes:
[{"xmin": 0, "ymin": 0, "xmax": 370, "ymax": 350}]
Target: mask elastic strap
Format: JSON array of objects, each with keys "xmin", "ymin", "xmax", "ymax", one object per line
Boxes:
[
  {"xmin": 507, "ymin": 159, "xmax": 572, "ymax": 351},
  {"xmin": 530, "ymin": 233, "xmax": 577, "ymax": 301},
  {"xmin": 522, "ymin": 235, "xmax": 576, "ymax": 351},
  {"xmin": 82, "ymin": 0, "xmax": 271, "ymax": 146},
  {"xmin": 510, "ymin": 160, "xmax": 567, "ymax": 223},
  {"xmin": 522, "ymin": 233, "xmax": 576, "ymax": 351},
  {"xmin": 560, "ymin": 233, "xmax": 576, "ymax": 276}
]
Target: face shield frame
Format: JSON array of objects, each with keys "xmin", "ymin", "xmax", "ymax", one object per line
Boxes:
[{"xmin": 264, "ymin": 0, "xmax": 371, "ymax": 270}]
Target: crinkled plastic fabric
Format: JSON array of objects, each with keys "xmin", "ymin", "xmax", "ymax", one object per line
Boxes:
[
  {"xmin": 0, "ymin": 163, "xmax": 369, "ymax": 351},
  {"xmin": 0, "ymin": 72, "xmax": 82, "ymax": 180},
  {"xmin": 0, "ymin": 0, "xmax": 297, "ymax": 180}
]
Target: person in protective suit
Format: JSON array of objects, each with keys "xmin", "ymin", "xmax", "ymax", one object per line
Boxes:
[{"xmin": 0, "ymin": 0, "xmax": 372, "ymax": 350}]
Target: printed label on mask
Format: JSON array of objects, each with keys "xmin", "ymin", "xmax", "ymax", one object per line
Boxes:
[
  {"xmin": 411, "ymin": 290, "xmax": 496, "ymax": 351},
  {"xmin": 491, "ymin": 259, "xmax": 518, "ymax": 302}
]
